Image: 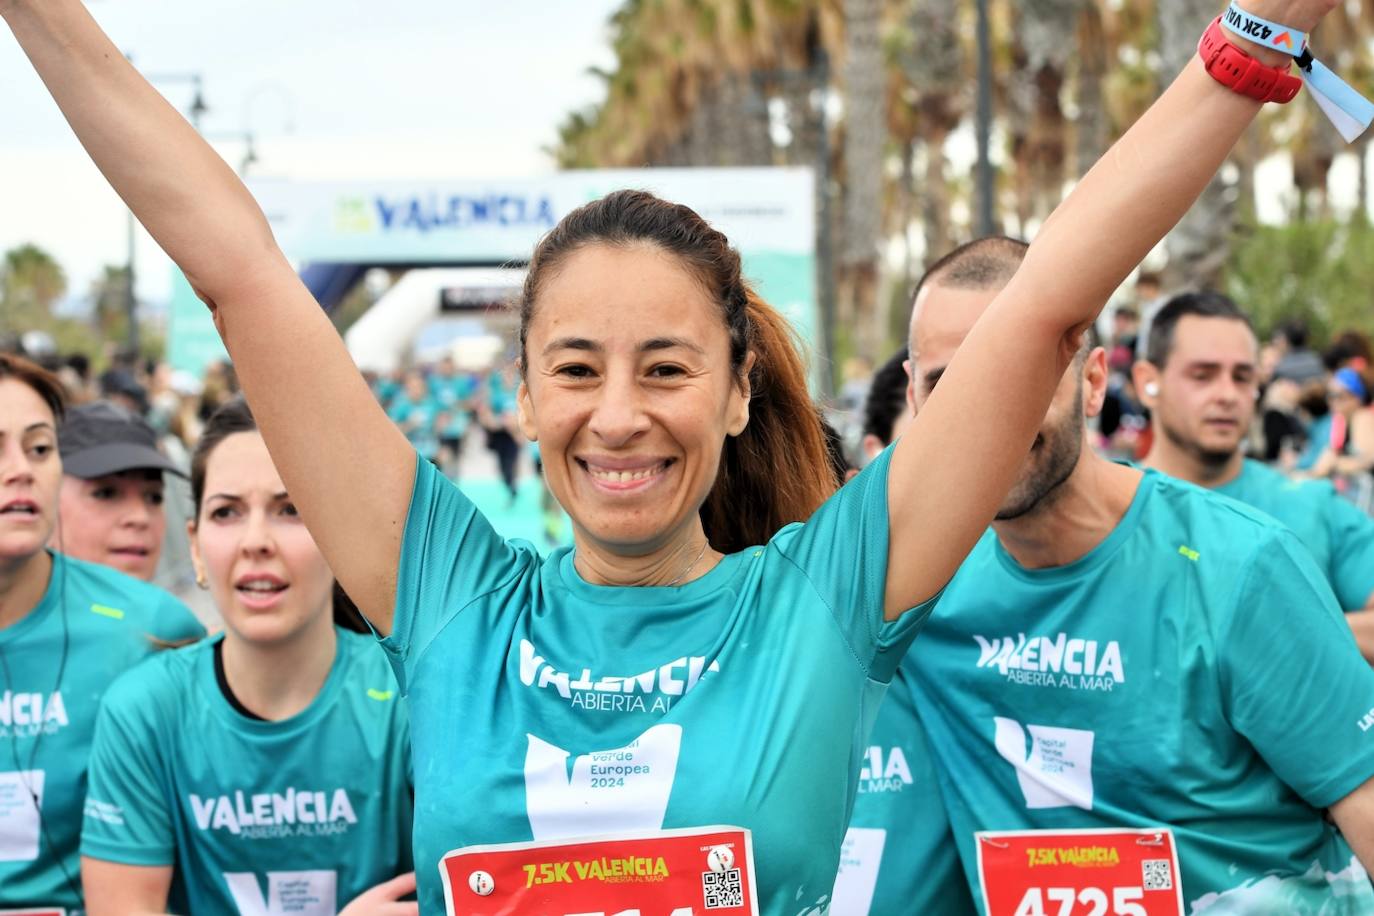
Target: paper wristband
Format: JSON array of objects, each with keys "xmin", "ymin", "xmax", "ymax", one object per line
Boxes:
[{"xmin": 1222, "ymin": 1, "xmax": 1374, "ymax": 142}]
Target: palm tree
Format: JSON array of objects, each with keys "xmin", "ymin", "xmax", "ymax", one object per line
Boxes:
[
  {"xmin": 0, "ymin": 243, "xmax": 67, "ymax": 342},
  {"xmin": 1074, "ymin": 1, "xmax": 1110, "ymax": 174},
  {"xmin": 90, "ymin": 265, "xmax": 133, "ymax": 337},
  {"xmin": 837, "ymin": 0, "xmax": 886, "ymax": 361},
  {"xmin": 1005, "ymin": 0, "xmax": 1082, "ymax": 231},
  {"xmin": 1156, "ymin": 0, "xmax": 1234, "ymax": 289},
  {"xmin": 891, "ymin": 0, "xmax": 966, "ymax": 270}
]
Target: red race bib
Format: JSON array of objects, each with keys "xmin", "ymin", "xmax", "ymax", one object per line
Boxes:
[
  {"xmin": 976, "ymin": 828, "xmax": 1184, "ymax": 916},
  {"xmin": 439, "ymin": 826, "xmax": 759, "ymax": 916}
]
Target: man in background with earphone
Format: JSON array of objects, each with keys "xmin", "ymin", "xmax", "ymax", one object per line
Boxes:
[{"xmin": 1135, "ymin": 291, "xmax": 1374, "ymax": 663}]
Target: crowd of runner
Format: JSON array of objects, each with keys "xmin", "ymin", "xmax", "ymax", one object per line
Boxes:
[{"xmin": 2, "ymin": 0, "xmax": 1373, "ymax": 913}]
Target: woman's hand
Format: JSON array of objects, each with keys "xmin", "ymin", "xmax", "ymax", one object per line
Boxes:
[{"xmin": 339, "ymin": 872, "xmax": 419, "ymax": 916}]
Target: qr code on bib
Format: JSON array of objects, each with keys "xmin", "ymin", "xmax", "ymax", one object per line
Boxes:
[
  {"xmin": 1142, "ymin": 858, "xmax": 1174, "ymax": 891},
  {"xmin": 702, "ymin": 867, "xmax": 744, "ymax": 909}
]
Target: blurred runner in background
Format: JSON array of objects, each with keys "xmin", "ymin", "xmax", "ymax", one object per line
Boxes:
[{"xmin": 1137, "ymin": 292, "xmax": 1374, "ymax": 662}]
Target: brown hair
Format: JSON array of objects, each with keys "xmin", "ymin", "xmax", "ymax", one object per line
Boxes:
[
  {"xmin": 520, "ymin": 189, "xmax": 835, "ymax": 553},
  {"xmin": 0, "ymin": 353, "xmax": 66, "ymax": 424},
  {"xmin": 190, "ymin": 396, "xmax": 369, "ymax": 633}
]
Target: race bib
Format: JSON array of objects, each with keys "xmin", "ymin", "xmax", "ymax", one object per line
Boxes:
[
  {"xmin": 976, "ymin": 828, "xmax": 1184, "ymax": 916},
  {"xmin": 0, "ymin": 909, "xmax": 66, "ymax": 915},
  {"xmin": 439, "ymin": 826, "xmax": 759, "ymax": 916}
]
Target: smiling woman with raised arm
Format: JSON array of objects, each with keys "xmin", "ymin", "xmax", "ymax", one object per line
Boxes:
[{"xmin": 0, "ymin": 0, "xmax": 1335, "ymax": 911}]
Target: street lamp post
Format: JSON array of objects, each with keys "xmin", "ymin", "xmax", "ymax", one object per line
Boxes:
[
  {"xmin": 123, "ymin": 67, "xmax": 207, "ymax": 357},
  {"xmin": 974, "ymin": 0, "xmax": 997, "ymax": 237}
]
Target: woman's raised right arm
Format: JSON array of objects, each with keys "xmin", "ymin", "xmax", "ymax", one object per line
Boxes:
[{"xmin": 3, "ymin": 0, "xmax": 412, "ymax": 632}]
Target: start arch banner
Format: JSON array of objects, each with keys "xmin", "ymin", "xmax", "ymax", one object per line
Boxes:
[{"xmin": 169, "ymin": 168, "xmax": 816, "ymax": 378}]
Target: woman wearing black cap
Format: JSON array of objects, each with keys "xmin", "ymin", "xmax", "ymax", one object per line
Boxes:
[{"xmin": 54, "ymin": 401, "xmax": 184, "ymax": 583}]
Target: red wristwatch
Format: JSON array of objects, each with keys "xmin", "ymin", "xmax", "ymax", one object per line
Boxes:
[{"xmin": 1197, "ymin": 16, "xmax": 1302, "ymax": 104}]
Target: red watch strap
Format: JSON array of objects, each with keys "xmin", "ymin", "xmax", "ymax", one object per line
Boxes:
[{"xmin": 1198, "ymin": 16, "xmax": 1302, "ymax": 104}]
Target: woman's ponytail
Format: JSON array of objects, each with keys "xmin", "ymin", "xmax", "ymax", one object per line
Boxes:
[{"xmin": 699, "ymin": 289, "xmax": 836, "ymax": 553}]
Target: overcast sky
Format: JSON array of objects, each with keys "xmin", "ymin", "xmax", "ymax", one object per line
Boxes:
[{"xmin": 0, "ymin": 0, "xmax": 620, "ymax": 308}]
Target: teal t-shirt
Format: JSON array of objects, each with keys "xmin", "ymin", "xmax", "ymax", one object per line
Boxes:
[
  {"xmin": 1215, "ymin": 458, "xmax": 1374, "ymax": 611},
  {"xmin": 382, "ymin": 448, "xmax": 930, "ymax": 915},
  {"xmin": 0, "ymin": 552, "xmax": 203, "ymax": 912},
  {"xmin": 373, "ymin": 377, "xmax": 401, "ymax": 407},
  {"xmin": 909, "ymin": 470, "xmax": 1374, "ymax": 913},
  {"xmin": 430, "ymin": 372, "xmax": 476, "ymax": 407},
  {"xmin": 388, "ymin": 396, "xmax": 442, "ymax": 459},
  {"xmin": 429, "ymin": 374, "xmax": 473, "ymax": 439},
  {"xmin": 485, "ymin": 372, "xmax": 517, "ymax": 418},
  {"xmin": 832, "ymin": 666, "xmax": 976, "ymax": 916},
  {"xmin": 81, "ymin": 628, "xmax": 413, "ymax": 914}
]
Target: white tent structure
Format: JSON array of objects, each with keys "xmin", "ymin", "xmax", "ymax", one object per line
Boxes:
[{"xmin": 344, "ymin": 268, "xmax": 522, "ymax": 373}]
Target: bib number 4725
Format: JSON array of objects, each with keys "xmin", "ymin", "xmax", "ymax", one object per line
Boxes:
[
  {"xmin": 976, "ymin": 828, "xmax": 1183, "ymax": 916},
  {"xmin": 1013, "ymin": 886, "xmax": 1147, "ymax": 916}
]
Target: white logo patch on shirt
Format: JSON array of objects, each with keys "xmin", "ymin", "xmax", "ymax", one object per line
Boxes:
[
  {"xmin": 832, "ymin": 827, "xmax": 887, "ymax": 915},
  {"xmin": 0, "ymin": 770, "xmax": 44, "ymax": 862},
  {"xmin": 993, "ymin": 717, "xmax": 1095, "ymax": 810},
  {"xmin": 973, "ymin": 633, "xmax": 1124, "ymax": 692},
  {"xmin": 523, "ymin": 724, "xmax": 682, "ymax": 840},
  {"xmin": 224, "ymin": 869, "xmax": 337, "ymax": 916}
]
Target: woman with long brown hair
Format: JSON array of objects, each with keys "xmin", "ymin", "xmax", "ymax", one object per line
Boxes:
[{"xmin": 1, "ymin": 0, "xmax": 1336, "ymax": 910}]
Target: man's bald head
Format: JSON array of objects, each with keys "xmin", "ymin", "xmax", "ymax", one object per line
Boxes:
[
  {"xmin": 905, "ymin": 235, "xmax": 1102, "ymax": 523},
  {"xmin": 914, "ymin": 234, "xmax": 1027, "ymax": 303},
  {"xmin": 908, "ymin": 236, "xmax": 1029, "ymax": 352},
  {"xmin": 908, "ymin": 236, "xmax": 1029, "ymax": 379}
]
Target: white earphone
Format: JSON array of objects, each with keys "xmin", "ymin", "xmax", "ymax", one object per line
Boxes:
[{"xmin": 1144, "ymin": 382, "xmax": 1160, "ymax": 397}]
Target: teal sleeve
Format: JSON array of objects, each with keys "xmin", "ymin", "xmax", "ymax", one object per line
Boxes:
[
  {"xmin": 383, "ymin": 454, "xmax": 532, "ymax": 692},
  {"xmin": 1220, "ymin": 530, "xmax": 1374, "ymax": 808},
  {"xmin": 844, "ymin": 669, "xmax": 977, "ymax": 915},
  {"xmin": 1323, "ymin": 492, "xmax": 1374, "ymax": 611},
  {"xmin": 153, "ymin": 592, "xmax": 206, "ymax": 643},
  {"xmin": 773, "ymin": 445, "xmax": 928, "ymax": 682},
  {"xmin": 80, "ymin": 678, "xmax": 174, "ymax": 866}
]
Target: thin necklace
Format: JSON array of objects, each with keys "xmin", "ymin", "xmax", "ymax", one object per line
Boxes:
[{"xmin": 665, "ymin": 538, "xmax": 710, "ymax": 588}]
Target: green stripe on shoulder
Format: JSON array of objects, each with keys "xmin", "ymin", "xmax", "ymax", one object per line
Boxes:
[
  {"xmin": 366, "ymin": 688, "xmax": 394, "ymax": 702},
  {"xmin": 90, "ymin": 604, "xmax": 126, "ymax": 620}
]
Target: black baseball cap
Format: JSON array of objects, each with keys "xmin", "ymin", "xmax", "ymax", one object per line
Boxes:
[{"xmin": 58, "ymin": 401, "xmax": 186, "ymax": 480}]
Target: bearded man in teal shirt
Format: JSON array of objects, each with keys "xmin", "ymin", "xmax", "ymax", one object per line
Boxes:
[
  {"xmin": 1135, "ymin": 291, "xmax": 1374, "ymax": 663},
  {"xmin": 857, "ymin": 238, "xmax": 1374, "ymax": 914}
]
